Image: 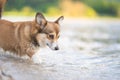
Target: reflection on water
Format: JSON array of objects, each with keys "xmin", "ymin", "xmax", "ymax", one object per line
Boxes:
[{"xmin": 0, "ymin": 17, "xmax": 120, "ymax": 80}]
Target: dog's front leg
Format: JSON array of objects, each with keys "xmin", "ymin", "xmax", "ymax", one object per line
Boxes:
[
  {"xmin": 32, "ymin": 51, "xmax": 42, "ymax": 64},
  {"xmin": 27, "ymin": 50, "xmax": 42, "ymax": 64}
]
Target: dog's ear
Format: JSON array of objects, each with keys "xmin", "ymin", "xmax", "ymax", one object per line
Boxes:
[
  {"xmin": 55, "ymin": 16, "xmax": 64, "ymax": 24},
  {"xmin": 35, "ymin": 12, "xmax": 47, "ymax": 29}
]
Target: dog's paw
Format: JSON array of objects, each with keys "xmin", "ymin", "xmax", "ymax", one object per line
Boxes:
[
  {"xmin": 31, "ymin": 53, "xmax": 42, "ymax": 64},
  {"xmin": 32, "ymin": 57, "xmax": 42, "ymax": 64}
]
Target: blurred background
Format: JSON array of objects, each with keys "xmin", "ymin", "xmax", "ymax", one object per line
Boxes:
[
  {"xmin": 3, "ymin": 0, "xmax": 120, "ymax": 18},
  {"xmin": 0, "ymin": 0, "xmax": 120, "ymax": 80}
]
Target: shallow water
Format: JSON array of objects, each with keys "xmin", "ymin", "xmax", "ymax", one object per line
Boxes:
[{"xmin": 0, "ymin": 17, "xmax": 120, "ymax": 80}]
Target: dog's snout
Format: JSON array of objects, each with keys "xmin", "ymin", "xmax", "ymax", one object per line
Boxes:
[
  {"xmin": 46, "ymin": 41, "xmax": 59, "ymax": 50},
  {"xmin": 55, "ymin": 46, "xmax": 59, "ymax": 50}
]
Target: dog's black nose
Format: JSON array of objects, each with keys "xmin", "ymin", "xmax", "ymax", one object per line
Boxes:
[{"xmin": 55, "ymin": 47, "xmax": 59, "ymax": 50}]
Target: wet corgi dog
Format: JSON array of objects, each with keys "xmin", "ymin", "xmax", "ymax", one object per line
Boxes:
[
  {"xmin": 0, "ymin": 0, "xmax": 7, "ymax": 19},
  {"xmin": 0, "ymin": 12, "xmax": 64, "ymax": 63}
]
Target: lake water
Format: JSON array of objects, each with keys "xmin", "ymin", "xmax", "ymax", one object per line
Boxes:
[{"xmin": 0, "ymin": 17, "xmax": 120, "ymax": 80}]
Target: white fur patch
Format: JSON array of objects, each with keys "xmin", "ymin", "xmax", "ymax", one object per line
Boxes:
[
  {"xmin": 31, "ymin": 50, "xmax": 42, "ymax": 64},
  {"xmin": 46, "ymin": 40, "xmax": 58, "ymax": 50}
]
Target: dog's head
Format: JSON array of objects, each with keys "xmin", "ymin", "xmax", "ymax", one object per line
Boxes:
[{"xmin": 33, "ymin": 12, "xmax": 64, "ymax": 50}]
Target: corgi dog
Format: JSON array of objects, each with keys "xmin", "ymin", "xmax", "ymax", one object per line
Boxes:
[
  {"xmin": 0, "ymin": 12, "xmax": 64, "ymax": 64},
  {"xmin": 0, "ymin": 0, "xmax": 7, "ymax": 19}
]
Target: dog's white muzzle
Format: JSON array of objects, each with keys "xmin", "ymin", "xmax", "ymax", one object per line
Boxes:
[
  {"xmin": 36, "ymin": 34, "xmax": 59, "ymax": 50},
  {"xmin": 46, "ymin": 41, "xmax": 59, "ymax": 50}
]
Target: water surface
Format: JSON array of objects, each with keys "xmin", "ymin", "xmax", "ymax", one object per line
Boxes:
[{"xmin": 0, "ymin": 17, "xmax": 120, "ymax": 80}]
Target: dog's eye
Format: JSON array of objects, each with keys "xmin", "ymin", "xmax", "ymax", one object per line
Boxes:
[{"xmin": 49, "ymin": 35, "xmax": 54, "ymax": 39}]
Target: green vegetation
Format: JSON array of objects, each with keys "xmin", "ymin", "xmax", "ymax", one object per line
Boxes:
[
  {"xmin": 80, "ymin": 0, "xmax": 120, "ymax": 17},
  {"xmin": 4, "ymin": 0, "xmax": 120, "ymax": 17},
  {"xmin": 5, "ymin": 0, "xmax": 59, "ymax": 12},
  {"xmin": 4, "ymin": 7, "xmax": 35, "ymax": 16}
]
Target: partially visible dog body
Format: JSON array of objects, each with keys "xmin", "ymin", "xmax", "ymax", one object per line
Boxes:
[
  {"xmin": 0, "ymin": 12, "xmax": 64, "ymax": 64},
  {"xmin": 0, "ymin": 0, "xmax": 7, "ymax": 19}
]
